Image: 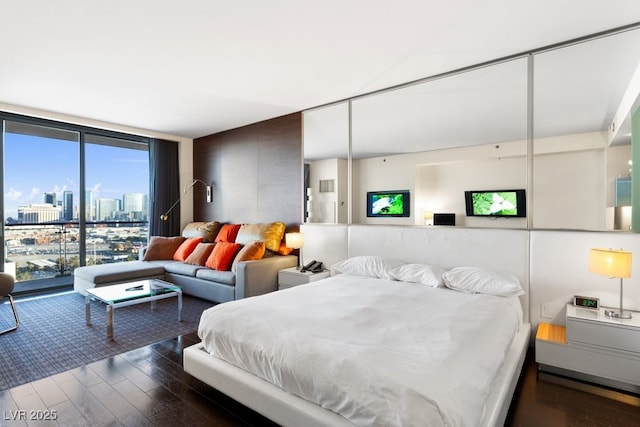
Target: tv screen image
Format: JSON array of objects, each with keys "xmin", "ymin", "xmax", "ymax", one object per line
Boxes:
[
  {"xmin": 465, "ymin": 189, "xmax": 526, "ymax": 217},
  {"xmin": 367, "ymin": 190, "xmax": 410, "ymax": 217}
]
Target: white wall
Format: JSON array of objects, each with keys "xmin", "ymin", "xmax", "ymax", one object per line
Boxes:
[
  {"xmin": 530, "ymin": 230, "xmax": 640, "ymax": 327},
  {"xmin": 352, "ymin": 131, "xmax": 625, "ymax": 230},
  {"xmin": 532, "ymin": 149, "xmax": 605, "ymax": 229},
  {"xmin": 300, "ymin": 223, "xmax": 349, "ymax": 268},
  {"xmin": 419, "ymin": 157, "xmax": 527, "ymax": 228},
  {"xmin": 353, "ymin": 140, "xmax": 528, "ymax": 226}
]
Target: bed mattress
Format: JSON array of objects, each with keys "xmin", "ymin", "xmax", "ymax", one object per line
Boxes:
[{"xmin": 198, "ymin": 273, "xmax": 523, "ymax": 426}]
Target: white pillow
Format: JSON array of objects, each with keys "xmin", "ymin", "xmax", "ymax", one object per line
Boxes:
[
  {"xmin": 442, "ymin": 267, "xmax": 524, "ymax": 297},
  {"xmin": 390, "ymin": 263, "xmax": 447, "ymax": 287},
  {"xmin": 331, "ymin": 256, "xmax": 405, "ymax": 280}
]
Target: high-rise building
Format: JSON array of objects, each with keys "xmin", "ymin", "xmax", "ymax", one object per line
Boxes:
[
  {"xmin": 96, "ymin": 199, "xmax": 120, "ymax": 221},
  {"xmin": 85, "ymin": 190, "xmax": 94, "ymax": 221},
  {"xmin": 63, "ymin": 190, "xmax": 73, "ymax": 221},
  {"xmin": 122, "ymin": 192, "xmax": 147, "ymax": 221},
  {"xmin": 44, "ymin": 192, "xmax": 56, "ymax": 205},
  {"xmin": 123, "ymin": 192, "xmax": 143, "ymax": 212},
  {"xmin": 18, "ymin": 203, "xmax": 62, "ymax": 223}
]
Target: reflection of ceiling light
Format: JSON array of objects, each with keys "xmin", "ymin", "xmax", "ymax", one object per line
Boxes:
[{"xmin": 629, "ymin": 159, "xmax": 633, "ymax": 166}]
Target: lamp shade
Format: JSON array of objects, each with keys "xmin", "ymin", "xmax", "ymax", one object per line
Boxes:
[
  {"xmin": 285, "ymin": 232, "xmax": 304, "ymax": 249},
  {"xmin": 589, "ymin": 248, "xmax": 632, "ymax": 279},
  {"xmin": 423, "ymin": 210, "xmax": 434, "ymax": 220}
]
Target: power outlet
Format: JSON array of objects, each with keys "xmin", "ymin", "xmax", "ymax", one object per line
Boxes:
[{"xmin": 540, "ymin": 303, "xmax": 553, "ymax": 319}]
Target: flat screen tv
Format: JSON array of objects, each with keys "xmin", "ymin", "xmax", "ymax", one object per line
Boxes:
[
  {"xmin": 464, "ymin": 189, "xmax": 526, "ymax": 217},
  {"xmin": 367, "ymin": 190, "xmax": 410, "ymax": 217}
]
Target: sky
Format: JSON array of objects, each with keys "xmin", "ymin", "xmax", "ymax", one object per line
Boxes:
[{"xmin": 3, "ymin": 133, "xmax": 149, "ymax": 219}]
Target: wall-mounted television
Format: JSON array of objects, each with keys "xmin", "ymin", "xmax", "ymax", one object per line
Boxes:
[
  {"xmin": 465, "ymin": 189, "xmax": 526, "ymax": 217},
  {"xmin": 367, "ymin": 190, "xmax": 410, "ymax": 217}
]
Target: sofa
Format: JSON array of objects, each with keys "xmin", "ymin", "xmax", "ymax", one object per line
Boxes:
[{"xmin": 74, "ymin": 221, "xmax": 298, "ymax": 303}]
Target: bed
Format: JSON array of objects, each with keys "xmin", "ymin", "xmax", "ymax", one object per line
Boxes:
[{"xmin": 184, "ymin": 228, "xmax": 532, "ymax": 427}]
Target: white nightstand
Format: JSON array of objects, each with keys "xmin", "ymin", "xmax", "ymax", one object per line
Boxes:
[
  {"xmin": 535, "ymin": 303, "xmax": 640, "ymax": 394},
  {"xmin": 278, "ymin": 267, "xmax": 331, "ymax": 290}
]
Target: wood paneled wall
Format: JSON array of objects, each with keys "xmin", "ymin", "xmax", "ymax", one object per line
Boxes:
[{"xmin": 193, "ymin": 113, "xmax": 302, "ymax": 228}]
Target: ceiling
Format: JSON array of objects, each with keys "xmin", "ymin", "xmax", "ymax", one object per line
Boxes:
[{"xmin": 1, "ymin": 1, "xmax": 640, "ymax": 140}]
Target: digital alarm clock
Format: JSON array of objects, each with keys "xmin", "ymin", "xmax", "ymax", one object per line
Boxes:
[{"xmin": 573, "ymin": 295, "xmax": 599, "ymax": 309}]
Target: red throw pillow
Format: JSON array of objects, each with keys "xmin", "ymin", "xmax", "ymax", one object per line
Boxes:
[
  {"xmin": 173, "ymin": 237, "xmax": 204, "ymax": 261},
  {"xmin": 206, "ymin": 241, "xmax": 242, "ymax": 271},
  {"xmin": 215, "ymin": 224, "xmax": 241, "ymax": 243},
  {"xmin": 143, "ymin": 236, "xmax": 185, "ymax": 261}
]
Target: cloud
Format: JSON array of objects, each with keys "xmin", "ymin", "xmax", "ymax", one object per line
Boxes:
[
  {"xmin": 4, "ymin": 188, "xmax": 23, "ymax": 201},
  {"xmin": 29, "ymin": 187, "xmax": 41, "ymax": 201},
  {"xmin": 91, "ymin": 183, "xmax": 102, "ymax": 194}
]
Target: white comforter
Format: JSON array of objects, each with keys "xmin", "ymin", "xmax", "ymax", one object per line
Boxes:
[{"xmin": 198, "ymin": 274, "xmax": 523, "ymax": 427}]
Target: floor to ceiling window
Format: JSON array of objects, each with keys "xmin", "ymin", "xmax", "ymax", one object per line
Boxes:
[
  {"xmin": 84, "ymin": 134, "xmax": 149, "ymax": 266},
  {"xmin": 1, "ymin": 113, "xmax": 150, "ymax": 294}
]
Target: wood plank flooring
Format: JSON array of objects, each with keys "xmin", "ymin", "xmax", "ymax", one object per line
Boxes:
[
  {"xmin": 506, "ymin": 350, "xmax": 640, "ymax": 426},
  {"xmin": 0, "ymin": 332, "xmax": 276, "ymax": 427},
  {"xmin": 1, "ymin": 333, "xmax": 639, "ymax": 426}
]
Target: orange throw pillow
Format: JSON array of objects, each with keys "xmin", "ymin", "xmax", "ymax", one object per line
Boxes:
[
  {"xmin": 143, "ymin": 236, "xmax": 185, "ymax": 261},
  {"xmin": 231, "ymin": 240, "xmax": 266, "ymax": 272},
  {"xmin": 206, "ymin": 241, "xmax": 242, "ymax": 271},
  {"xmin": 277, "ymin": 241, "xmax": 294, "ymax": 256},
  {"xmin": 173, "ymin": 237, "xmax": 204, "ymax": 261},
  {"xmin": 185, "ymin": 242, "xmax": 216, "ymax": 266},
  {"xmin": 215, "ymin": 224, "xmax": 241, "ymax": 243}
]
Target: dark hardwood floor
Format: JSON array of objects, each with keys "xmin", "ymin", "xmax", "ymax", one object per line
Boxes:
[
  {"xmin": 506, "ymin": 350, "xmax": 640, "ymax": 426},
  {"xmin": 1, "ymin": 334, "xmax": 639, "ymax": 426},
  {"xmin": 0, "ymin": 332, "xmax": 276, "ymax": 427}
]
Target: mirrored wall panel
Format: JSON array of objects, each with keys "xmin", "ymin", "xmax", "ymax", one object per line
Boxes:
[
  {"xmin": 302, "ymin": 24, "xmax": 640, "ymax": 231},
  {"xmin": 351, "ymin": 58, "xmax": 528, "ymax": 227},
  {"xmin": 303, "ymin": 101, "xmax": 349, "ymax": 224},
  {"xmin": 532, "ymin": 27, "xmax": 640, "ymax": 230}
]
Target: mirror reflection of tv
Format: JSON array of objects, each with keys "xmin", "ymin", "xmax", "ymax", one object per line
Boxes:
[
  {"xmin": 367, "ymin": 190, "xmax": 410, "ymax": 217},
  {"xmin": 464, "ymin": 189, "xmax": 526, "ymax": 217}
]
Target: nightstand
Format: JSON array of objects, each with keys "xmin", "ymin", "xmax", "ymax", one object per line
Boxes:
[
  {"xmin": 277, "ymin": 267, "xmax": 331, "ymax": 290},
  {"xmin": 535, "ymin": 304, "xmax": 640, "ymax": 394}
]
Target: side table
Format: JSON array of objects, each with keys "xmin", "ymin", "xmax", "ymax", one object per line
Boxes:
[
  {"xmin": 277, "ymin": 267, "xmax": 330, "ymax": 290},
  {"xmin": 535, "ymin": 304, "xmax": 640, "ymax": 394}
]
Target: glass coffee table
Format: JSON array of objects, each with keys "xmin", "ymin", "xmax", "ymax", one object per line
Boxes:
[{"xmin": 85, "ymin": 279, "xmax": 182, "ymax": 340}]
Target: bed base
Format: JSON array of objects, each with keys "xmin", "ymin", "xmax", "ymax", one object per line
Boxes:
[
  {"xmin": 184, "ymin": 343, "xmax": 353, "ymax": 427},
  {"xmin": 183, "ymin": 323, "xmax": 531, "ymax": 427},
  {"xmin": 481, "ymin": 323, "xmax": 531, "ymax": 426}
]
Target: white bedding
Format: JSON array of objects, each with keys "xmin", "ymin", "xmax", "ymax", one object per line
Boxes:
[{"xmin": 198, "ymin": 273, "xmax": 523, "ymax": 427}]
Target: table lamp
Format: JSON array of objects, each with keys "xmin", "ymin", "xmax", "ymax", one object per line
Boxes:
[
  {"xmin": 589, "ymin": 248, "xmax": 633, "ymax": 319},
  {"xmin": 423, "ymin": 210, "xmax": 434, "ymax": 226},
  {"xmin": 285, "ymin": 232, "xmax": 304, "ymax": 269}
]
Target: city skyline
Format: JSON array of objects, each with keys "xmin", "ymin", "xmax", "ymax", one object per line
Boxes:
[
  {"xmin": 3, "ymin": 132, "xmax": 149, "ymax": 220},
  {"xmin": 12, "ymin": 190, "xmax": 149, "ymax": 223}
]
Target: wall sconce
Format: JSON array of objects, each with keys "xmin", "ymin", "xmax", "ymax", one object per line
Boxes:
[
  {"xmin": 589, "ymin": 248, "xmax": 633, "ymax": 319},
  {"xmin": 161, "ymin": 178, "xmax": 212, "ymax": 221},
  {"xmin": 285, "ymin": 232, "xmax": 304, "ymax": 269}
]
